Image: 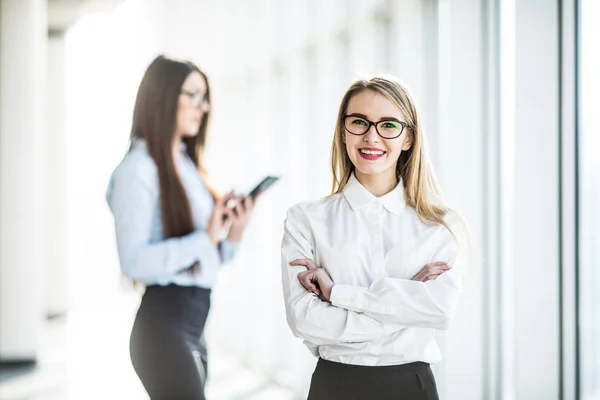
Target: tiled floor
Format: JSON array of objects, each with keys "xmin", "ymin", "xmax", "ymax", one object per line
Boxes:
[{"xmin": 0, "ymin": 295, "xmax": 299, "ymax": 400}]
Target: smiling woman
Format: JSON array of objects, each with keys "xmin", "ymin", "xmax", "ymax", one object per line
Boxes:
[{"xmin": 281, "ymin": 75, "xmax": 469, "ymax": 400}]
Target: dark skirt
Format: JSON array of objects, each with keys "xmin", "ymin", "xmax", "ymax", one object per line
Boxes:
[
  {"xmin": 308, "ymin": 357, "xmax": 439, "ymax": 400},
  {"xmin": 129, "ymin": 284, "xmax": 211, "ymax": 400}
]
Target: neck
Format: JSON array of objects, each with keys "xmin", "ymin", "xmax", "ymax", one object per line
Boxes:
[{"xmin": 355, "ymin": 168, "xmax": 398, "ymax": 197}]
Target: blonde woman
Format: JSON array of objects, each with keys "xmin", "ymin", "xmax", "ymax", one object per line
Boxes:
[{"xmin": 281, "ymin": 76, "xmax": 468, "ymax": 399}]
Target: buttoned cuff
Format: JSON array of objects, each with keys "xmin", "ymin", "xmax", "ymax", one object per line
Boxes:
[
  {"xmin": 219, "ymin": 238, "xmax": 240, "ymax": 264},
  {"xmin": 190, "ymin": 231, "xmax": 220, "ymax": 284},
  {"xmin": 330, "ymin": 284, "xmax": 368, "ymax": 312}
]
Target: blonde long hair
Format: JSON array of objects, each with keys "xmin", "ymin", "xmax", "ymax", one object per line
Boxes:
[{"xmin": 331, "ymin": 75, "xmax": 457, "ymax": 235}]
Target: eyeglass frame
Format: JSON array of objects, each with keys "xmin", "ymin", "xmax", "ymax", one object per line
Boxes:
[
  {"xmin": 181, "ymin": 90, "xmax": 208, "ymax": 108},
  {"xmin": 343, "ymin": 114, "xmax": 408, "ymax": 139}
]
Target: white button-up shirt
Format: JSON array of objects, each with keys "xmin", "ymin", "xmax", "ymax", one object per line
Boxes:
[{"xmin": 281, "ymin": 174, "xmax": 465, "ymax": 366}]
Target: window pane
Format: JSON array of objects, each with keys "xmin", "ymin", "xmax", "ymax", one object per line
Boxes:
[{"xmin": 579, "ymin": 1, "xmax": 600, "ymax": 398}]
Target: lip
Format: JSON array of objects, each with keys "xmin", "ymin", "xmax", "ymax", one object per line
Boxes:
[{"xmin": 358, "ymin": 147, "xmax": 386, "ymax": 161}]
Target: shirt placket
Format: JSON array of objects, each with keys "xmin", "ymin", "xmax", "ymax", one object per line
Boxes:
[
  {"xmin": 367, "ymin": 200, "xmax": 385, "ymax": 363},
  {"xmin": 370, "ymin": 201, "xmax": 385, "ymax": 275}
]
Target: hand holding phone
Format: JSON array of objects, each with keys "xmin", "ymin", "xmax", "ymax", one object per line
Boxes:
[
  {"xmin": 225, "ymin": 176, "xmax": 279, "ymax": 215},
  {"xmin": 224, "ymin": 195, "xmax": 254, "ymax": 241}
]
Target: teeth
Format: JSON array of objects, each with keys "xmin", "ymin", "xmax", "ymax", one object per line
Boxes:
[{"xmin": 359, "ymin": 149, "xmax": 384, "ymax": 155}]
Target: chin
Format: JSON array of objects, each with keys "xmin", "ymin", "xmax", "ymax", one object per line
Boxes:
[
  {"xmin": 182, "ymin": 129, "xmax": 200, "ymax": 138},
  {"xmin": 356, "ymin": 166, "xmax": 383, "ymax": 176},
  {"xmin": 356, "ymin": 160, "xmax": 399, "ymax": 177},
  {"xmin": 351, "ymin": 159, "xmax": 381, "ymax": 175}
]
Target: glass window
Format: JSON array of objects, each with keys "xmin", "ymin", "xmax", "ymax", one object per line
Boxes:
[{"xmin": 579, "ymin": 1, "xmax": 600, "ymax": 398}]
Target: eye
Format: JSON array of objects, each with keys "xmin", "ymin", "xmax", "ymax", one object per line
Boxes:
[
  {"xmin": 380, "ymin": 121, "xmax": 399, "ymax": 129},
  {"xmin": 350, "ymin": 117, "xmax": 368, "ymax": 126}
]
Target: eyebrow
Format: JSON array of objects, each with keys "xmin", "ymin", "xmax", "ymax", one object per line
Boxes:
[{"xmin": 346, "ymin": 113, "xmax": 404, "ymax": 123}]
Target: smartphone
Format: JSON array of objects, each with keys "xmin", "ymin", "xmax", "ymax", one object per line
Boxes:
[
  {"xmin": 248, "ymin": 176, "xmax": 279, "ymax": 200},
  {"xmin": 225, "ymin": 176, "xmax": 279, "ymax": 214}
]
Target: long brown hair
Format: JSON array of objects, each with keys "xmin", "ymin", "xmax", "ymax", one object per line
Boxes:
[
  {"xmin": 331, "ymin": 75, "xmax": 461, "ymax": 236},
  {"xmin": 130, "ymin": 55, "xmax": 215, "ymax": 239}
]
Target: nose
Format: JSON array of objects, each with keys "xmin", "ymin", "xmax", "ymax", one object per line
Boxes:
[
  {"xmin": 363, "ymin": 124, "xmax": 379, "ymax": 143},
  {"xmin": 201, "ymin": 101, "xmax": 210, "ymax": 113}
]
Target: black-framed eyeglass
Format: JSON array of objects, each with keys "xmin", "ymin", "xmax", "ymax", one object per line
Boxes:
[
  {"xmin": 181, "ymin": 90, "xmax": 208, "ymax": 108},
  {"xmin": 343, "ymin": 114, "xmax": 407, "ymax": 139}
]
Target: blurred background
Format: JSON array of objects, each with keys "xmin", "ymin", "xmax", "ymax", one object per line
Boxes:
[{"xmin": 0, "ymin": 0, "xmax": 598, "ymax": 399}]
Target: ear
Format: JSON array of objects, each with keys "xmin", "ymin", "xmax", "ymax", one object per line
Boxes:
[{"xmin": 402, "ymin": 129, "xmax": 413, "ymax": 151}]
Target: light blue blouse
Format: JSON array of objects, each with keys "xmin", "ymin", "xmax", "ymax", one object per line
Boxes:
[{"xmin": 106, "ymin": 139, "xmax": 238, "ymax": 288}]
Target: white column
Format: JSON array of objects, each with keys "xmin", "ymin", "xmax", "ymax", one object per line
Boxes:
[
  {"xmin": 0, "ymin": 0, "xmax": 47, "ymax": 361},
  {"xmin": 44, "ymin": 29, "xmax": 70, "ymax": 318}
]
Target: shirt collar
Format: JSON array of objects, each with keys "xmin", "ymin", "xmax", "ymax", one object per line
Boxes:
[{"xmin": 343, "ymin": 173, "xmax": 406, "ymax": 216}]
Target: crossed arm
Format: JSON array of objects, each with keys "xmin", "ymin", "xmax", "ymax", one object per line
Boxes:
[{"xmin": 281, "ymin": 206, "xmax": 465, "ymax": 347}]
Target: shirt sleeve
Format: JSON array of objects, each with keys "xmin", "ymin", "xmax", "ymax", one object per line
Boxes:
[
  {"xmin": 107, "ymin": 159, "xmax": 220, "ymax": 281},
  {"xmin": 281, "ymin": 205, "xmax": 405, "ymax": 346},
  {"xmin": 219, "ymin": 239, "xmax": 240, "ymax": 264},
  {"xmin": 330, "ymin": 222, "xmax": 465, "ymax": 330}
]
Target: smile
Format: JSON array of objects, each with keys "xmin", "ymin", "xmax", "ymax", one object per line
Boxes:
[{"xmin": 358, "ymin": 148, "xmax": 386, "ymax": 160}]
